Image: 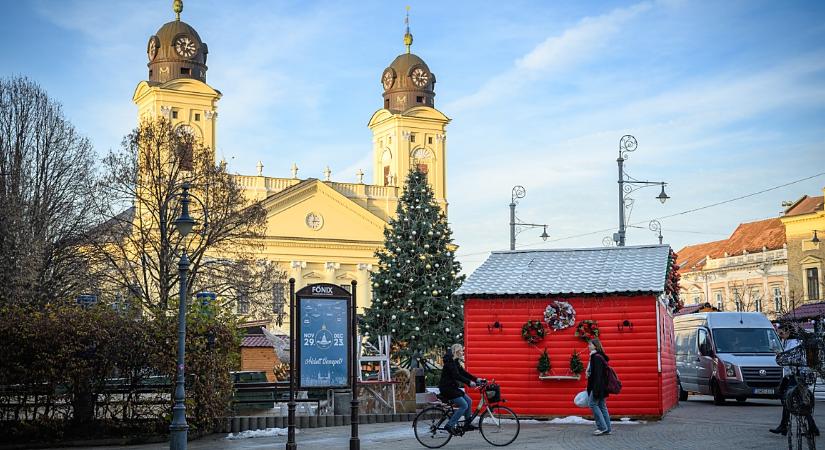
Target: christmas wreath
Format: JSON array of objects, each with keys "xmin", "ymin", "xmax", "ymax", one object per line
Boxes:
[
  {"xmin": 544, "ymin": 301, "xmax": 576, "ymax": 331},
  {"xmin": 521, "ymin": 320, "xmax": 546, "ymax": 344},
  {"xmin": 574, "ymin": 320, "xmax": 600, "ymax": 342}
]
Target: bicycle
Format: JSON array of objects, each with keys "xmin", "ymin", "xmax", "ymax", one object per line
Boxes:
[{"xmin": 413, "ymin": 379, "xmax": 520, "ymax": 448}]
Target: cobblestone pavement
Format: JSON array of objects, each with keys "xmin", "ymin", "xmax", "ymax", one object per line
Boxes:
[{"xmin": 51, "ymin": 396, "xmax": 825, "ymax": 450}]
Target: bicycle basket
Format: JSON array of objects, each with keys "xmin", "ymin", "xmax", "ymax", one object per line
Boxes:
[{"xmin": 485, "ymin": 383, "xmax": 501, "ymax": 403}]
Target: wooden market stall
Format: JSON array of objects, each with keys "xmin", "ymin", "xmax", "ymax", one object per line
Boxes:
[{"xmin": 454, "ymin": 245, "xmax": 681, "ymax": 419}]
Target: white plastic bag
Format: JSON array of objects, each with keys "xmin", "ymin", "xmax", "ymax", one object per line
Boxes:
[{"xmin": 574, "ymin": 390, "xmax": 589, "ymax": 408}]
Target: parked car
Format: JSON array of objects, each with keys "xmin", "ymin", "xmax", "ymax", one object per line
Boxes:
[{"xmin": 674, "ymin": 312, "xmax": 783, "ymax": 405}]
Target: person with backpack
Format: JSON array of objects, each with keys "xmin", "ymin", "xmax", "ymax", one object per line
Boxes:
[{"xmin": 586, "ymin": 338, "xmax": 612, "ymax": 436}]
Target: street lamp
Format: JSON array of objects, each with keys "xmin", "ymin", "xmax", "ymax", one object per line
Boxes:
[
  {"xmin": 812, "ymin": 230, "xmax": 823, "ymax": 244},
  {"xmin": 509, "ymin": 185, "xmax": 549, "ymax": 250},
  {"xmin": 170, "ymin": 181, "xmax": 199, "ymax": 450},
  {"xmin": 614, "ymin": 135, "xmax": 670, "ymax": 246},
  {"xmin": 649, "ymin": 219, "xmax": 663, "ymax": 244}
]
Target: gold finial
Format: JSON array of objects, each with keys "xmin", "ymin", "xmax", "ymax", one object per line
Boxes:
[
  {"xmin": 404, "ymin": 6, "xmax": 413, "ymax": 54},
  {"xmin": 173, "ymin": 0, "xmax": 183, "ymax": 21}
]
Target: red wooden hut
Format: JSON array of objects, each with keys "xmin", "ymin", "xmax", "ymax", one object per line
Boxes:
[{"xmin": 454, "ymin": 245, "xmax": 680, "ymax": 419}]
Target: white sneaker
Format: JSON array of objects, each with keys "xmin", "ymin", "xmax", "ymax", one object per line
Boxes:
[{"xmin": 593, "ymin": 430, "xmax": 606, "ymax": 436}]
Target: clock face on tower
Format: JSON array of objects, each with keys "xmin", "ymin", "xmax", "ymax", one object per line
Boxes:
[
  {"xmin": 305, "ymin": 212, "xmax": 324, "ymax": 231},
  {"xmin": 174, "ymin": 35, "xmax": 198, "ymax": 58},
  {"xmin": 147, "ymin": 36, "xmax": 159, "ymax": 61},
  {"xmin": 411, "ymin": 67, "xmax": 429, "ymax": 87},
  {"xmin": 382, "ymin": 69, "xmax": 395, "ymax": 90}
]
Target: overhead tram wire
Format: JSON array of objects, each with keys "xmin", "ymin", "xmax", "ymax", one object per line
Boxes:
[{"xmin": 454, "ymin": 171, "xmax": 825, "ymax": 258}]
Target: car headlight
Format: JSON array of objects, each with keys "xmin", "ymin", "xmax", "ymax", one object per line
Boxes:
[{"xmin": 724, "ymin": 362, "xmax": 736, "ymax": 378}]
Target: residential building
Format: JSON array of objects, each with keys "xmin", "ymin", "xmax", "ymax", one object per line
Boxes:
[
  {"xmin": 780, "ymin": 188, "xmax": 825, "ymax": 304},
  {"xmin": 677, "ymin": 218, "xmax": 788, "ymax": 319}
]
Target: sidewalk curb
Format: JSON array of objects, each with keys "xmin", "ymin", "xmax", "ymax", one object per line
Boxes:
[{"xmin": 219, "ymin": 413, "xmax": 417, "ymax": 434}]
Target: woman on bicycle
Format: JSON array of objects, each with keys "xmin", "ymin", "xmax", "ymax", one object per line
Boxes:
[{"xmin": 438, "ymin": 343, "xmax": 481, "ymax": 435}]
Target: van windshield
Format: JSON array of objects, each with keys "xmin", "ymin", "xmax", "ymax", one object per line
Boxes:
[{"xmin": 713, "ymin": 328, "xmax": 782, "ymax": 354}]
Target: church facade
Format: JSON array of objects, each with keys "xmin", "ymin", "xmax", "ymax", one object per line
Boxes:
[{"xmin": 131, "ymin": 3, "xmax": 452, "ymax": 330}]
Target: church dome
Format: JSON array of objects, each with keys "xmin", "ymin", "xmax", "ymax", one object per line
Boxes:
[
  {"xmin": 380, "ymin": 21, "xmax": 435, "ymax": 112},
  {"xmin": 146, "ymin": 1, "xmax": 208, "ymax": 83}
]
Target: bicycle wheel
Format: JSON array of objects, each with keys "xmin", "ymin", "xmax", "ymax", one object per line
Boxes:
[
  {"xmin": 479, "ymin": 405, "xmax": 520, "ymax": 446},
  {"xmin": 413, "ymin": 406, "xmax": 452, "ymax": 448}
]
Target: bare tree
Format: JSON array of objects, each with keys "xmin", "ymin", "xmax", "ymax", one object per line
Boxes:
[
  {"xmin": 90, "ymin": 117, "xmax": 283, "ymax": 318},
  {"xmin": 0, "ymin": 76, "xmax": 97, "ymax": 306}
]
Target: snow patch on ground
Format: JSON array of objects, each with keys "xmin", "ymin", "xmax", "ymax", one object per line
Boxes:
[
  {"xmin": 547, "ymin": 416, "xmax": 645, "ymax": 425},
  {"xmin": 226, "ymin": 427, "xmax": 293, "ymax": 440}
]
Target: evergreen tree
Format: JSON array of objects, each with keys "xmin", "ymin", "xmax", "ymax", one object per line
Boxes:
[{"xmin": 362, "ymin": 168, "xmax": 465, "ymax": 364}]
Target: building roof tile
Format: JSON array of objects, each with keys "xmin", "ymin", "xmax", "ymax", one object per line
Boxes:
[
  {"xmin": 454, "ymin": 245, "xmax": 671, "ymax": 298},
  {"xmin": 676, "ymin": 217, "xmax": 785, "ymax": 273},
  {"xmin": 784, "ymin": 195, "xmax": 824, "ymax": 217},
  {"xmin": 241, "ymin": 335, "xmax": 274, "ymax": 347}
]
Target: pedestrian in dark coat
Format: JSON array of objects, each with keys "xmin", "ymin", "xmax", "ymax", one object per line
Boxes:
[
  {"xmin": 586, "ymin": 338, "xmax": 612, "ymax": 435},
  {"xmin": 438, "ymin": 344, "xmax": 480, "ymax": 434}
]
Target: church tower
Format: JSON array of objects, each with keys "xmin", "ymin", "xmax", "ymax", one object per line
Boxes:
[
  {"xmin": 132, "ymin": 0, "xmax": 221, "ymax": 156},
  {"xmin": 368, "ymin": 11, "xmax": 451, "ymax": 208}
]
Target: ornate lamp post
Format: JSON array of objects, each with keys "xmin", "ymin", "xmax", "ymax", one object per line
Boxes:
[
  {"xmin": 170, "ymin": 181, "xmax": 197, "ymax": 450},
  {"xmin": 649, "ymin": 219, "xmax": 663, "ymax": 244},
  {"xmin": 509, "ymin": 185, "xmax": 549, "ymax": 250},
  {"xmin": 614, "ymin": 135, "xmax": 670, "ymax": 246}
]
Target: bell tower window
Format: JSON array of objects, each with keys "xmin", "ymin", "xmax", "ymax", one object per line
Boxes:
[
  {"xmin": 385, "ymin": 98, "xmax": 390, "ymax": 109},
  {"xmin": 180, "ymin": 67, "xmax": 191, "ymax": 75},
  {"xmin": 383, "ymin": 166, "xmax": 391, "ymax": 186},
  {"xmin": 416, "ymin": 96, "xmax": 423, "ymax": 103}
]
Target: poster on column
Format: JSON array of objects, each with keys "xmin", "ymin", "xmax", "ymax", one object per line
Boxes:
[{"xmin": 295, "ymin": 284, "xmax": 351, "ymax": 388}]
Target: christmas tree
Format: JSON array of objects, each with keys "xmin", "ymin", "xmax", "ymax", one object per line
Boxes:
[
  {"xmin": 362, "ymin": 168, "xmax": 465, "ymax": 365},
  {"xmin": 570, "ymin": 350, "xmax": 584, "ymax": 375},
  {"xmin": 537, "ymin": 348, "xmax": 551, "ymax": 375}
]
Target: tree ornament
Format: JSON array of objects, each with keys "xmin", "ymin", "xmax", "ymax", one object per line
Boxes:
[
  {"xmin": 425, "ymin": 264, "xmax": 431, "ymax": 269},
  {"xmin": 412, "ymin": 230, "xmax": 417, "ymax": 235},
  {"xmin": 424, "ymin": 310, "xmax": 428, "ymax": 315},
  {"xmin": 428, "ymin": 231, "xmax": 433, "ymax": 236},
  {"xmin": 415, "ymin": 326, "xmax": 420, "ymax": 331}
]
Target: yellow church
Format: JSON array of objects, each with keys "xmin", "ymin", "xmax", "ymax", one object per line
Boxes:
[{"xmin": 131, "ymin": 2, "xmax": 452, "ymax": 330}]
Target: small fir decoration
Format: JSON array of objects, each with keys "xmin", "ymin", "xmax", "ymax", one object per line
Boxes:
[
  {"xmin": 544, "ymin": 300, "xmax": 576, "ymax": 331},
  {"xmin": 574, "ymin": 319, "xmax": 600, "ymax": 342},
  {"xmin": 361, "ymin": 168, "xmax": 465, "ymax": 363},
  {"xmin": 537, "ymin": 348, "xmax": 551, "ymax": 375},
  {"xmin": 570, "ymin": 350, "xmax": 584, "ymax": 375},
  {"xmin": 521, "ymin": 319, "xmax": 546, "ymax": 344}
]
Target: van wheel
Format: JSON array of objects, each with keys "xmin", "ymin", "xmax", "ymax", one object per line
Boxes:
[
  {"xmin": 711, "ymin": 380, "xmax": 726, "ymax": 405},
  {"xmin": 736, "ymin": 397, "xmax": 746, "ymax": 403},
  {"xmin": 678, "ymin": 379, "xmax": 688, "ymax": 401}
]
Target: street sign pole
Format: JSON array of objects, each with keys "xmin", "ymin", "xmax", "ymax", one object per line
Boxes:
[
  {"xmin": 350, "ymin": 280, "xmax": 360, "ymax": 450},
  {"xmin": 286, "ymin": 278, "xmax": 297, "ymax": 450}
]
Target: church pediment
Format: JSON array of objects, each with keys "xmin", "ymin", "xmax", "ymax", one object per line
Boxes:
[{"xmin": 260, "ymin": 179, "xmax": 387, "ymax": 243}]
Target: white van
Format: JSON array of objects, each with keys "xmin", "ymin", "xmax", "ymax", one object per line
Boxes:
[{"xmin": 674, "ymin": 312, "xmax": 783, "ymax": 405}]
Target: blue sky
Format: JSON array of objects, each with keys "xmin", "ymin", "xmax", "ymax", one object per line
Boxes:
[{"xmin": 1, "ymin": 0, "xmax": 824, "ymax": 272}]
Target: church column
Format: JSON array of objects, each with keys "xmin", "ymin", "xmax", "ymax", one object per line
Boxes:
[
  {"xmin": 357, "ymin": 263, "xmax": 373, "ymax": 312},
  {"xmin": 289, "ymin": 261, "xmax": 306, "ymax": 329},
  {"xmin": 325, "ymin": 262, "xmax": 339, "ymax": 284}
]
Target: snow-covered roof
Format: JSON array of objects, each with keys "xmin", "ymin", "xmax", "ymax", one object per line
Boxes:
[{"xmin": 454, "ymin": 245, "xmax": 671, "ymax": 298}]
